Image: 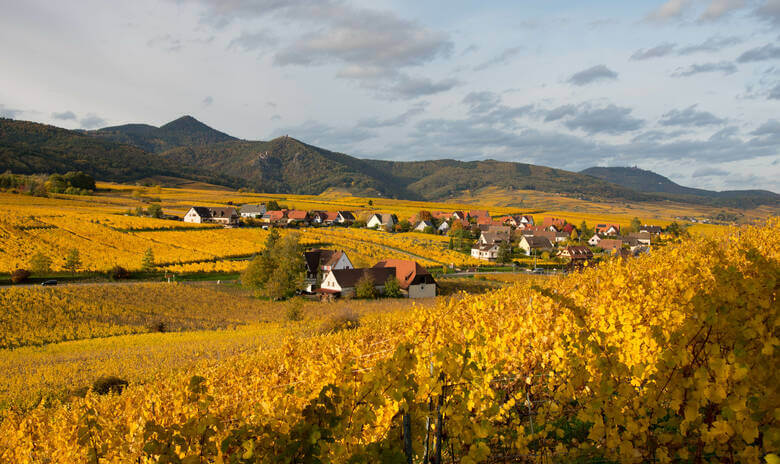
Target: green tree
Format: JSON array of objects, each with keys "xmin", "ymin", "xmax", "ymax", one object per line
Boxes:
[
  {"xmin": 423, "ymin": 225, "xmax": 435, "ymax": 234},
  {"xmin": 367, "ymin": 199, "xmax": 373, "ymax": 207},
  {"xmin": 355, "ymin": 272, "xmax": 377, "ymax": 299},
  {"xmin": 630, "ymin": 217, "xmax": 642, "ymax": 233},
  {"xmin": 383, "ymin": 275, "xmax": 402, "ymax": 298},
  {"xmin": 579, "ymin": 221, "xmax": 591, "ymax": 241},
  {"xmin": 63, "ymin": 171, "xmax": 96, "ymax": 190},
  {"xmin": 266, "ymin": 200, "xmax": 281, "ymax": 211},
  {"xmin": 147, "ymin": 203, "xmax": 163, "ymax": 218},
  {"xmin": 666, "ymin": 221, "xmax": 685, "ymax": 237},
  {"xmin": 497, "ymin": 241, "xmax": 512, "ymax": 264},
  {"xmin": 64, "ymin": 248, "xmax": 81, "ymax": 274},
  {"xmin": 397, "ymin": 219, "xmax": 411, "ymax": 232},
  {"xmin": 242, "ymin": 229, "xmax": 281, "ymax": 291},
  {"xmin": 141, "ymin": 248, "xmax": 155, "ymax": 272},
  {"xmin": 570, "ymin": 228, "xmax": 579, "ymax": 242},
  {"xmin": 265, "ymin": 233, "xmax": 305, "ymax": 300},
  {"xmin": 29, "ymin": 252, "xmax": 52, "ymax": 274}
]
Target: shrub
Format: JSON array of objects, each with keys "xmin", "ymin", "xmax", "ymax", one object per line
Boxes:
[
  {"xmin": 318, "ymin": 309, "xmax": 360, "ymax": 334},
  {"xmin": 383, "ymin": 276, "xmax": 403, "ymax": 298},
  {"xmin": 108, "ymin": 266, "xmax": 130, "ymax": 280},
  {"xmin": 285, "ymin": 300, "xmax": 304, "ymax": 321},
  {"xmin": 150, "ymin": 321, "xmax": 167, "ymax": 333},
  {"xmin": 355, "ymin": 272, "xmax": 377, "ymax": 299},
  {"xmin": 92, "ymin": 376, "xmax": 128, "ymax": 395},
  {"xmin": 11, "ymin": 268, "xmax": 30, "ymax": 284}
]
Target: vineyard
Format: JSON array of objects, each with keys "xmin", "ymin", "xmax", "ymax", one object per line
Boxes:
[{"xmin": 0, "ymin": 218, "xmax": 776, "ymax": 462}]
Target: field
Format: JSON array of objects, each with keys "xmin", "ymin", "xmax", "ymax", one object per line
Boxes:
[{"xmin": 0, "ymin": 214, "xmax": 775, "ymax": 462}]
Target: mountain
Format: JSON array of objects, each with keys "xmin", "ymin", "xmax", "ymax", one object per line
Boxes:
[
  {"xmin": 581, "ymin": 166, "xmax": 779, "ymax": 209},
  {"xmin": 1, "ymin": 115, "xmax": 776, "ymax": 209},
  {"xmin": 90, "ymin": 115, "xmax": 236, "ymax": 153},
  {"xmin": 0, "ymin": 118, "xmax": 243, "ymax": 186}
]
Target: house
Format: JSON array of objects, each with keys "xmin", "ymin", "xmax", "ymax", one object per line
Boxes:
[
  {"xmin": 471, "ymin": 243, "xmax": 500, "ymax": 261},
  {"xmin": 639, "ymin": 225, "xmax": 663, "ymax": 235},
  {"xmin": 588, "ymin": 234, "xmax": 605, "ymax": 246},
  {"xmin": 497, "ymin": 215, "xmax": 519, "ymax": 227},
  {"xmin": 629, "ymin": 231, "xmax": 653, "ymax": 245},
  {"xmin": 469, "ymin": 210, "xmax": 490, "ymax": 223},
  {"xmin": 451, "ymin": 211, "xmax": 467, "ymax": 221},
  {"xmin": 286, "ymin": 210, "xmax": 309, "ymax": 225},
  {"xmin": 318, "ymin": 267, "xmax": 396, "ymax": 298},
  {"xmin": 518, "ymin": 236, "xmax": 553, "ymax": 256},
  {"xmin": 478, "ymin": 226, "xmax": 511, "ymax": 245},
  {"xmin": 262, "ymin": 210, "xmax": 287, "ymax": 223},
  {"xmin": 597, "ymin": 239, "xmax": 624, "ymax": 253},
  {"xmin": 543, "ymin": 217, "xmax": 566, "ymax": 230},
  {"xmin": 560, "ymin": 223, "xmax": 576, "ymax": 235},
  {"xmin": 519, "ymin": 215, "xmax": 534, "ymax": 226},
  {"xmin": 304, "ymin": 249, "xmax": 353, "ymax": 291},
  {"xmin": 595, "ymin": 223, "xmax": 621, "ymax": 235},
  {"xmin": 414, "ymin": 220, "xmax": 434, "ymax": 232},
  {"xmin": 336, "ymin": 211, "xmax": 355, "ymax": 224},
  {"xmin": 432, "ymin": 211, "xmax": 453, "ymax": 220},
  {"xmin": 558, "ymin": 246, "xmax": 594, "ymax": 261},
  {"xmin": 373, "ymin": 259, "xmax": 437, "ymax": 298},
  {"xmin": 367, "ymin": 213, "xmax": 398, "ymax": 229},
  {"xmin": 311, "ymin": 211, "xmax": 339, "ymax": 225},
  {"xmin": 239, "ymin": 204, "xmax": 266, "ymax": 218},
  {"xmin": 184, "ymin": 206, "xmax": 239, "ymax": 226},
  {"xmin": 437, "ymin": 221, "xmax": 450, "ymax": 235}
]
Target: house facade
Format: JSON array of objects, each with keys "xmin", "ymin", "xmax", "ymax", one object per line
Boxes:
[
  {"xmin": 184, "ymin": 207, "xmax": 240, "ymax": 226},
  {"xmin": 304, "ymin": 249, "xmax": 353, "ymax": 291},
  {"xmin": 414, "ymin": 220, "xmax": 434, "ymax": 232},
  {"xmin": 367, "ymin": 213, "xmax": 397, "ymax": 229},
  {"xmin": 318, "ymin": 267, "xmax": 396, "ymax": 298},
  {"xmin": 373, "ymin": 259, "xmax": 437, "ymax": 298},
  {"xmin": 518, "ymin": 236, "xmax": 553, "ymax": 255},
  {"xmin": 240, "ymin": 204, "xmax": 266, "ymax": 218},
  {"xmin": 471, "ymin": 244, "xmax": 500, "ymax": 261}
]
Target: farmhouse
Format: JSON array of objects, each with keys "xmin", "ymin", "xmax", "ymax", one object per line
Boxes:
[
  {"xmin": 304, "ymin": 249, "xmax": 353, "ymax": 292},
  {"xmin": 558, "ymin": 246, "xmax": 594, "ymax": 261},
  {"xmin": 518, "ymin": 236, "xmax": 553, "ymax": 256},
  {"xmin": 414, "ymin": 220, "xmax": 434, "ymax": 232},
  {"xmin": 239, "ymin": 204, "xmax": 266, "ymax": 218},
  {"xmin": 337, "ymin": 211, "xmax": 355, "ymax": 224},
  {"xmin": 629, "ymin": 231, "xmax": 653, "ymax": 245},
  {"xmin": 437, "ymin": 221, "xmax": 450, "ymax": 234},
  {"xmin": 598, "ymin": 239, "xmax": 624, "ymax": 253},
  {"xmin": 471, "ymin": 244, "xmax": 500, "ymax": 261},
  {"xmin": 318, "ymin": 267, "xmax": 396, "ymax": 298},
  {"xmin": 184, "ymin": 206, "xmax": 239, "ymax": 226},
  {"xmin": 262, "ymin": 210, "xmax": 287, "ymax": 223},
  {"xmin": 373, "ymin": 259, "xmax": 437, "ymax": 298},
  {"xmin": 367, "ymin": 213, "xmax": 398, "ymax": 229},
  {"xmin": 478, "ymin": 226, "xmax": 511, "ymax": 245},
  {"xmin": 311, "ymin": 211, "xmax": 339, "ymax": 225},
  {"xmin": 639, "ymin": 225, "xmax": 663, "ymax": 235},
  {"xmin": 286, "ymin": 210, "xmax": 309, "ymax": 225},
  {"xmin": 595, "ymin": 223, "xmax": 621, "ymax": 235}
]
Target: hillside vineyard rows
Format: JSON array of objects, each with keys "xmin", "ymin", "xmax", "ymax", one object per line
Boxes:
[{"xmin": 0, "ymin": 219, "xmax": 776, "ymax": 462}]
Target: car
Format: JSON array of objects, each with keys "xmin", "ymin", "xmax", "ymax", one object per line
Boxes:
[
  {"xmin": 41, "ymin": 280, "xmax": 58, "ymax": 286},
  {"xmin": 532, "ymin": 268, "xmax": 545, "ymax": 274}
]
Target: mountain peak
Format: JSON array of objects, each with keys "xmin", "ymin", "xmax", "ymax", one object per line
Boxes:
[{"xmin": 160, "ymin": 115, "xmax": 213, "ymax": 132}]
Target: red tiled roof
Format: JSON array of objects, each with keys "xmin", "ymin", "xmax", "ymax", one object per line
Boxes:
[
  {"xmin": 373, "ymin": 259, "xmax": 433, "ymax": 289},
  {"xmin": 288, "ymin": 210, "xmax": 308, "ymax": 220}
]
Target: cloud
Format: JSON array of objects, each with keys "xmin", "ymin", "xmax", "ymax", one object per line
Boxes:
[
  {"xmin": 567, "ymin": 64, "xmax": 618, "ymax": 85},
  {"xmin": 700, "ymin": 0, "xmax": 746, "ymax": 20},
  {"xmin": 750, "ymin": 119, "xmax": 780, "ymax": 136},
  {"xmin": 147, "ymin": 34, "xmax": 182, "ymax": 52},
  {"xmin": 736, "ymin": 43, "xmax": 780, "ymax": 63},
  {"xmin": 270, "ymin": 114, "xmax": 281, "ymax": 121},
  {"xmin": 755, "ymin": 0, "xmax": 780, "ymax": 26},
  {"xmin": 770, "ymin": 82, "xmax": 780, "ymax": 99},
  {"xmin": 543, "ymin": 104, "xmax": 578, "ymax": 122},
  {"xmin": 671, "ymin": 61, "xmax": 737, "ymax": 77},
  {"xmin": 630, "ymin": 43, "xmax": 676, "ymax": 60},
  {"xmin": 473, "ymin": 46, "xmax": 523, "ymax": 71},
  {"xmin": 646, "ymin": 0, "xmax": 694, "ymax": 21},
  {"xmin": 79, "ymin": 114, "xmax": 107, "ymax": 129},
  {"xmin": 51, "ymin": 110, "xmax": 77, "ymax": 120},
  {"xmin": 357, "ymin": 105, "xmax": 426, "ymax": 128},
  {"xmin": 0, "ymin": 104, "xmax": 24, "ymax": 119},
  {"xmin": 677, "ymin": 36, "xmax": 742, "ymax": 55},
  {"xmin": 202, "ymin": 96, "xmax": 213, "ymax": 106},
  {"xmin": 461, "ymin": 91, "xmax": 532, "ymax": 128},
  {"xmin": 631, "ymin": 129, "xmax": 689, "ymax": 142},
  {"xmin": 228, "ymin": 31, "xmax": 277, "ymax": 52},
  {"xmin": 659, "ymin": 105, "xmax": 726, "ymax": 127},
  {"xmin": 563, "ymin": 104, "xmax": 644, "ymax": 135},
  {"xmin": 692, "ymin": 167, "xmax": 729, "ymax": 177}
]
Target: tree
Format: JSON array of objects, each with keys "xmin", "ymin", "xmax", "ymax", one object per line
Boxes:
[
  {"xmin": 579, "ymin": 221, "xmax": 591, "ymax": 241},
  {"xmin": 141, "ymin": 248, "xmax": 155, "ymax": 272},
  {"xmin": 630, "ymin": 217, "xmax": 642, "ymax": 233},
  {"xmin": 383, "ymin": 275, "xmax": 402, "ymax": 298},
  {"xmin": 242, "ymin": 229, "xmax": 281, "ymax": 291},
  {"xmin": 570, "ymin": 228, "xmax": 579, "ymax": 242},
  {"xmin": 397, "ymin": 219, "xmax": 412, "ymax": 233},
  {"xmin": 497, "ymin": 241, "xmax": 512, "ymax": 264},
  {"xmin": 367, "ymin": 199, "xmax": 373, "ymax": 207},
  {"xmin": 63, "ymin": 171, "xmax": 96, "ymax": 190},
  {"xmin": 265, "ymin": 233, "xmax": 305, "ymax": 300},
  {"xmin": 355, "ymin": 272, "xmax": 377, "ymax": 299},
  {"xmin": 423, "ymin": 226, "xmax": 435, "ymax": 235},
  {"xmin": 416, "ymin": 210, "xmax": 433, "ymax": 222},
  {"xmin": 64, "ymin": 249, "xmax": 81, "ymax": 273},
  {"xmin": 11, "ymin": 269, "xmax": 30, "ymax": 284},
  {"xmin": 29, "ymin": 252, "xmax": 52, "ymax": 274},
  {"xmin": 147, "ymin": 203, "xmax": 163, "ymax": 218},
  {"xmin": 666, "ymin": 222, "xmax": 685, "ymax": 237},
  {"xmin": 266, "ymin": 200, "xmax": 281, "ymax": 211}
]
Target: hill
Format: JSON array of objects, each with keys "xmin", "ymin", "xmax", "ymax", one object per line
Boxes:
[
  {"xmin": 581, "ymin": 166, "xmax": 779, "ymax": 209},
  {"xmin": 90, "ymin": 115, "xmax": 236, "ymax": 153},
  {"xmin": 0, "ymin": 118, "xmax": 243, "ymax": 186}
]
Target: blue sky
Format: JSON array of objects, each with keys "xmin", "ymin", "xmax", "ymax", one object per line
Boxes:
[{"xmin": 1, "ymin": 0, "xmax": 778, "ymax": 192}]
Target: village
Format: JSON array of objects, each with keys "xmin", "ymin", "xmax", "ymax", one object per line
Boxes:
[{"xmin": 181, "ymin": 203, "xmax": 671, "ymax": 300}]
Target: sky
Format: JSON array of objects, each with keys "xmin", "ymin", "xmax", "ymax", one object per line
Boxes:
[{"xmin": 1, "ymin": 0, "xmax": 778, "ymax": 192}]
